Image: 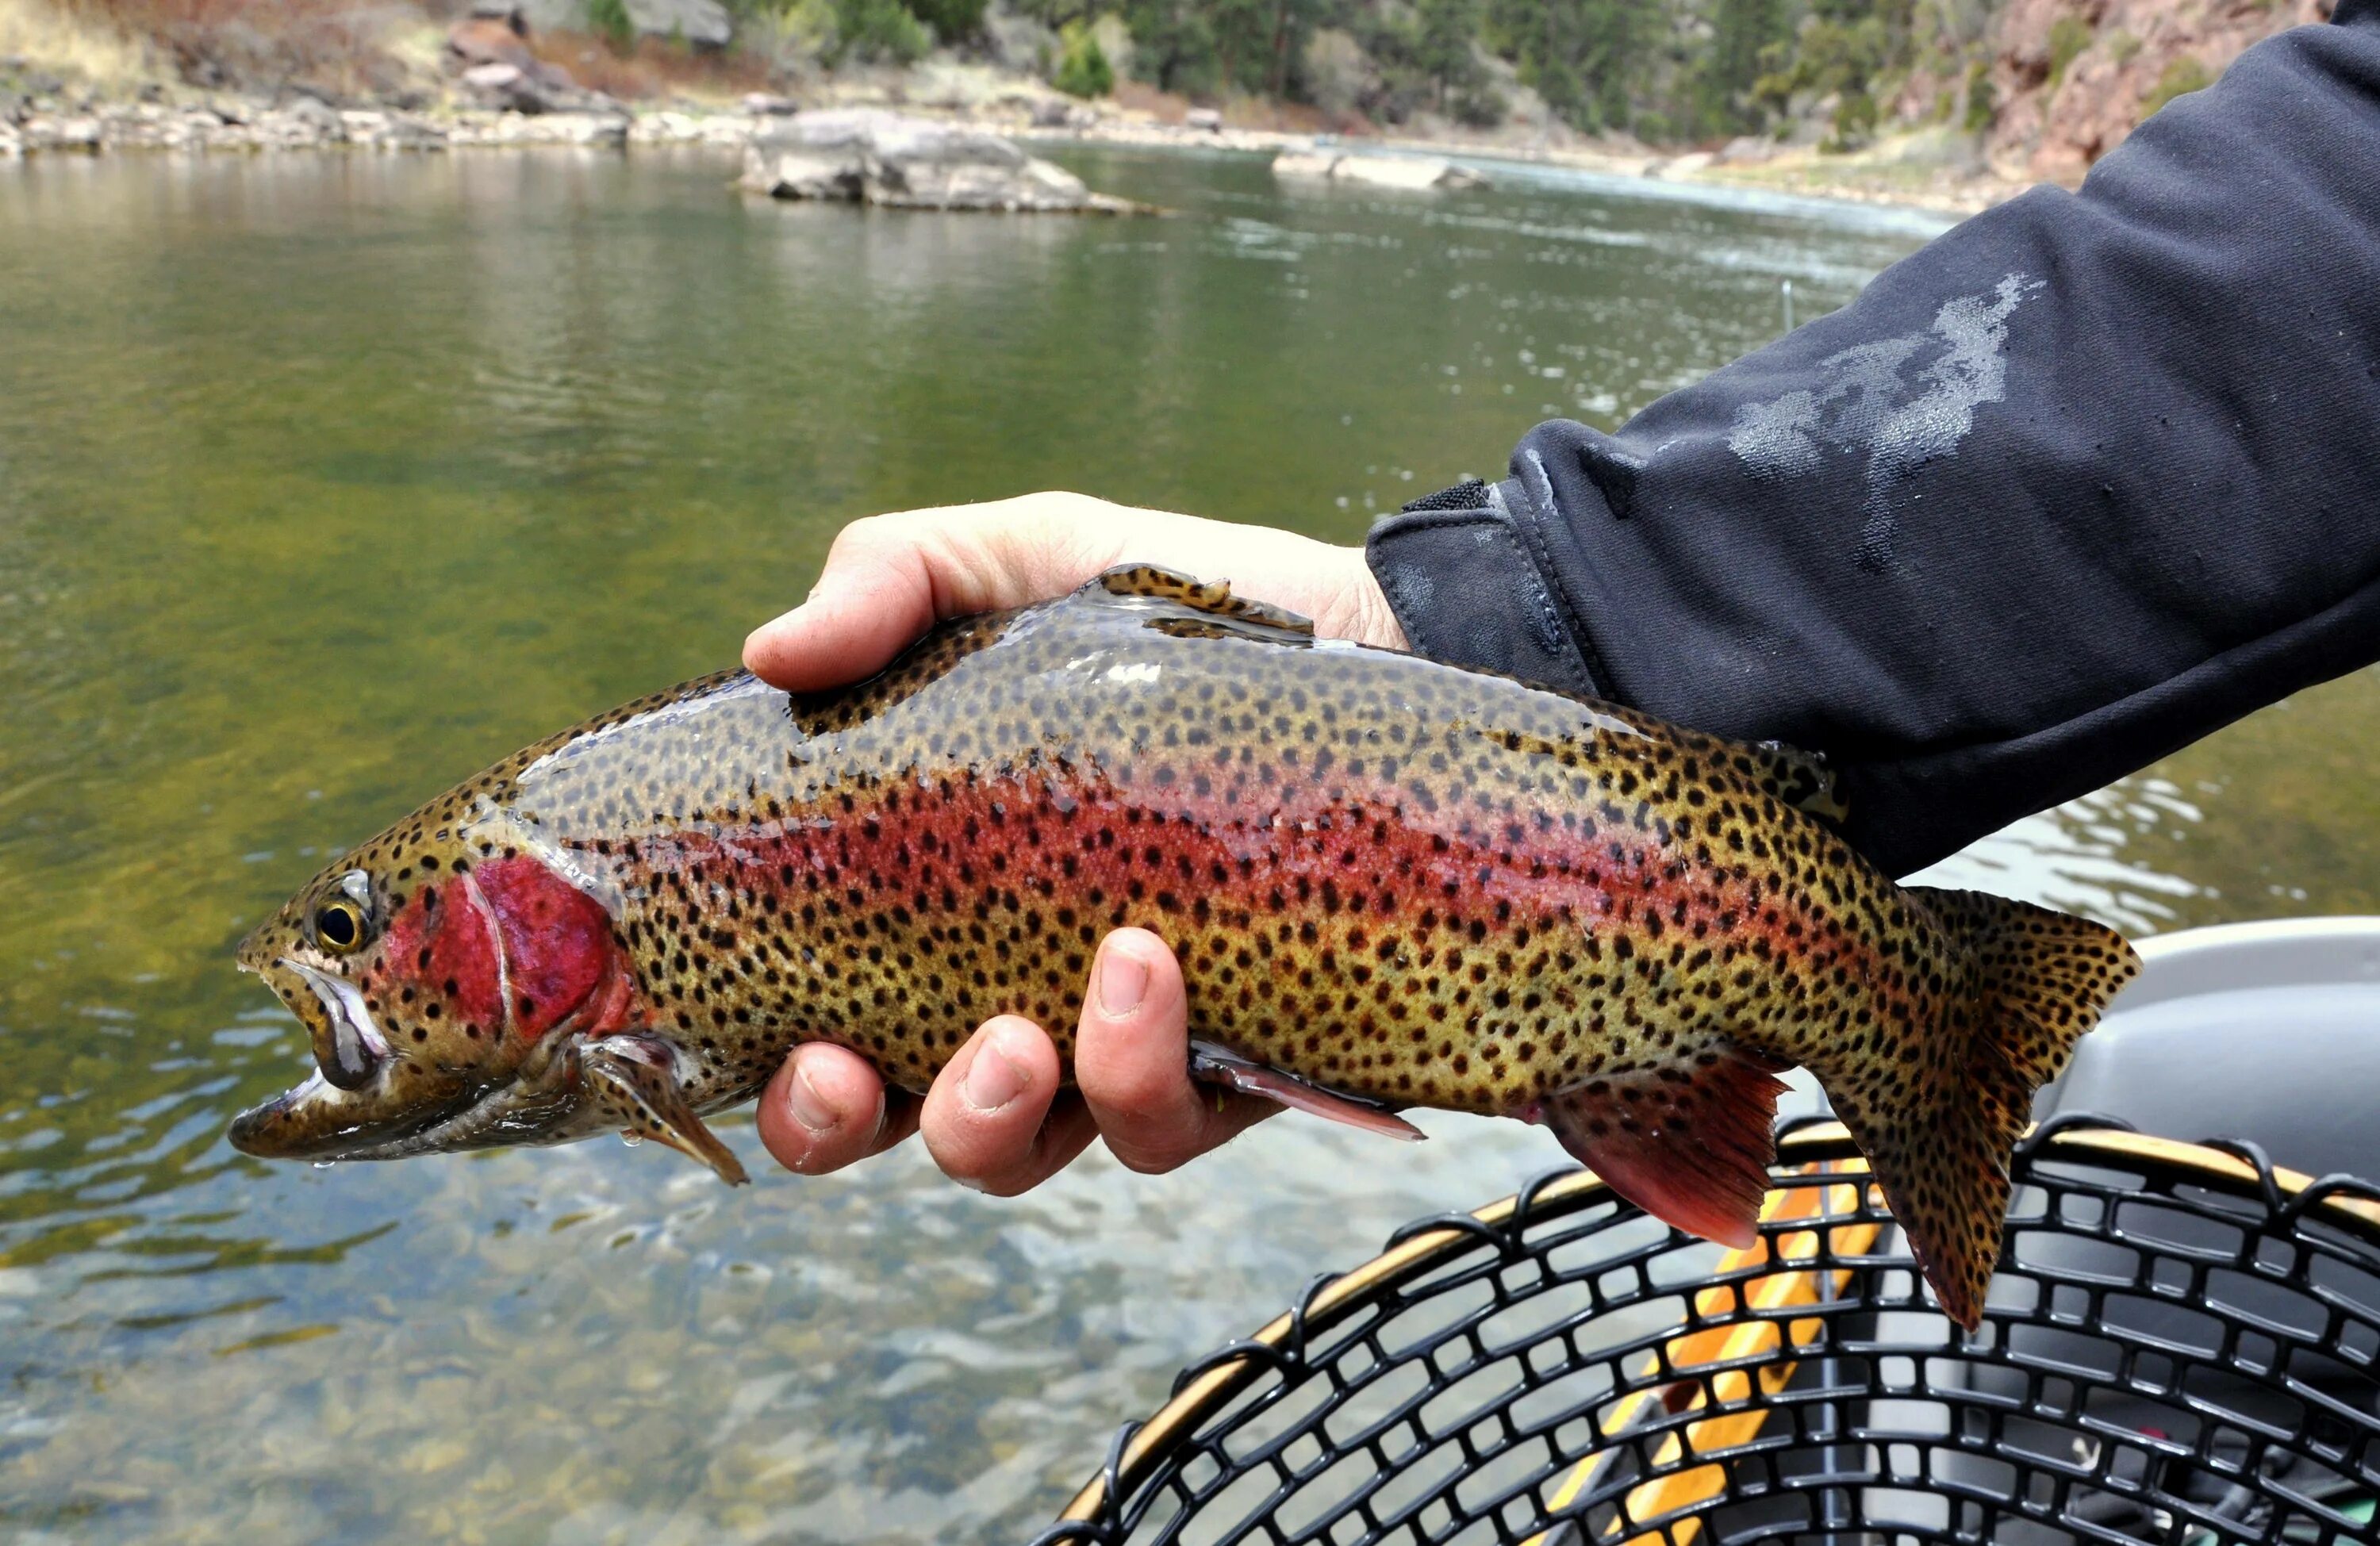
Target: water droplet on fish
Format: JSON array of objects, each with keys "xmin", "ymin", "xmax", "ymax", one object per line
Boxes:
[{"xmin": 620, "ymin": 1133, "xmax": 643, "ymax": 1147}]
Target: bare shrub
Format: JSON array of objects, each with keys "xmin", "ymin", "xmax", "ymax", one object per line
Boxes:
[{"xmin": 56, "ymin": 0, "xmax": 418, "ymax": 92}]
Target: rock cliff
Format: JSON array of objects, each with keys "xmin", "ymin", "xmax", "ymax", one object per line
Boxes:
[{"xmin": 1983, "ymin": 0, "xmax": 2331, "ymax": 180}]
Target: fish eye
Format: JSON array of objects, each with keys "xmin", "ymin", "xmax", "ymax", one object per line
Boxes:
[{"xmin": 313, "ymin": 898, "xmax": 368, "ymax": 955}]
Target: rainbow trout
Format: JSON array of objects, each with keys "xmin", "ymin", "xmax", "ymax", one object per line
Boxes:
[{"xmin": 229, "ymin": 566, "xmax": 2138, "ymax": 1326}]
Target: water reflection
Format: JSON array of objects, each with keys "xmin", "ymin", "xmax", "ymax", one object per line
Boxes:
[{"xmin": 0, "ymin": 144, "xmax": 2370, "ymax": 1542}]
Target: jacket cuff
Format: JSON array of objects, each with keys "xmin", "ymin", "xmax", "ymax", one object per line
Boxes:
[{"xmin": 1364, "ymin": 478, "xmax": 1606, "ymax": 698}]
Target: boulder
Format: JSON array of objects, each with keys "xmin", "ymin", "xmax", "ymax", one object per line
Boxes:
[
  {"xmin": 257, "ymin": 97, "xmax": 347, "ymax": 147},
  {"xmin": 624, "ymin": 0, "xmax": 731, "ymax": 49},
  {"xmin": 462, "ymin": 62, "xmax": 551, "ymax": 114},
  {"xmin": 546, "ymin": 110, "xmax": 631, "ymax": 146},
  {"xmin": 742, "ymin": 109, "xmax": 1143, "ymax": 212},
  {"xmin": 867, "ymin": 116, "xmax": 1086, "ymax": 208},
  {"xmin": 447, "ymin": 17, "xmax": 536, "ymax": 70},
  {"xmin": 349, "ymin": 111, "xmax": 451, "ymax": 151},
  {"xmin": 1644, "ymin": 150, "xmax": 1714, "ymax": 179},
  {"xmin": 24, "ymin": 114, "xmax": 102, "ymax": 152},
  {"xmin": 1183, "ymin": 106, "xmax": 1222, "ymax": 131},
  {"xmin": 1270, "ymin": 150, "xmax": 1487, "ymax": 190},
  {"xmin": 984, "ymin": 9, "xmax": 1058, "ymax": 73},
  {"xmin": 742, "ymin": 92, "xmax": 800, "ymax": 116},
  {"xmin": 742, "ymin": 106, "xmax": 877, "ymax": 198}
]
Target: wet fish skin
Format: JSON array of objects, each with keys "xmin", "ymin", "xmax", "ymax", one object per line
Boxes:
[{"xmin": 229, "ymin": 566, "xmax": 2139, "ymax": 1328}]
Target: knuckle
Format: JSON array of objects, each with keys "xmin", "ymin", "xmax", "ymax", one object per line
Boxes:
[
  {"xmin": 827, "ymin": 513, "xmax": 891, "ymax": 558},
  {"xmin": 1110, "ymin": 1145, "xmax": 1184, "ymax": 1176},
  {"xmin": 1077, "ymin": 1060, "xmax": 1174, "ymax": 1123},
  {"xmin": 1108, "ymin": 1132, "xmax": 1202, "ymax": 1175}
]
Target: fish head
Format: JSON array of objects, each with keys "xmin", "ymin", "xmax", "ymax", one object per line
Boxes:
[{"xmin": 228, "ymin": 819, "xmax": 639, "ymax": 1166}]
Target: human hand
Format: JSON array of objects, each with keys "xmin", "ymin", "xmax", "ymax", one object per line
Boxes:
[{"xmin": 743, "ymin": 491, "xmax": 1407, "ymax": 1192}]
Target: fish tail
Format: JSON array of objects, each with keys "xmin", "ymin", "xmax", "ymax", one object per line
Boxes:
[{"xmin": 1837, "ymin": 888, "xmax": 2140, "ymax": 1330}]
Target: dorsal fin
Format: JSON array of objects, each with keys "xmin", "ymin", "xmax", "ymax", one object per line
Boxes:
[
  {"xmin": 1081, "ymin": 564, "xmax": 1315, "ymax": 638},
  {"xmin": 1749, "ymin": 738, "xmax": 1848, "ymax": 825}
]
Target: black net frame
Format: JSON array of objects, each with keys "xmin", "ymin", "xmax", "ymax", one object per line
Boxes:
[{"xmin": 1032, "ymin": 1117, "xmax": 2380, "ymax": 1546}]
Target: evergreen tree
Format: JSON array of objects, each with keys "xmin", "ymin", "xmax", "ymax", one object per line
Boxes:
[
  {"xmin": 1412, "ymin": 0, "xmax": 1484, "ymax": 113},
  {"xmin": 973, "ymin": 0, "xmax": 1942, "ymax": 148},
  {"xmin": 1695, "ymin": 0, "xmax": 1791, "ymax": 134},
  {"xmin": 1118, "ymin": 0, "xmax": 1223, "ymax": 94}
]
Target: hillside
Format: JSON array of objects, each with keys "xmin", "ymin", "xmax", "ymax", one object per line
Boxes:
[{"xmin": 0, "ymin": 0, "xmax": 2336, "ymax": 194}]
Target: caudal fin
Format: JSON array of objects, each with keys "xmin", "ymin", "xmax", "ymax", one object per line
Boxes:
[{"xmin": 1843, "ymin": 888, "xmax": 2140, "ymax": 1330}]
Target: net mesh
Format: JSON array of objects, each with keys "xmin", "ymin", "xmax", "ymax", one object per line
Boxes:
[{"xmin": 1033, "ymin": 1116, "xmax": 2380, "ymax": 1546}]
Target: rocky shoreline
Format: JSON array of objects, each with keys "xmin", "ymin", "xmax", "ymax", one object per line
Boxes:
[
  {"xmin": 0, "ymin": 56, "xmax": 2014, "ymax": 217},
  {"xmin": 0, "ymin": 86, "xmax": 756, "ymax": 156}
]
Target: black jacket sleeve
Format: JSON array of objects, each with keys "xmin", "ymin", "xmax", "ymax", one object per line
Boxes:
[{"xmin": 1366, "ymin": 5, "xmax": 2380, "ymax": 879}]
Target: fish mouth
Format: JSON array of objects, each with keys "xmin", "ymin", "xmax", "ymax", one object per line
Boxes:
[
  {"xmin": 226, "ymin": 1000, "xmax": 593, "ymax": 1166},
  {"xmin": 281, "ymin": 958, "xmax": 393, "ymax": 1091},
  {"xmin": 225, "ymin": 1065, "xmax": 584, "ymax": 1164},
  {"xmin": 228, "ymin": 1063, "xmax": 466, "ymax": 1161}
]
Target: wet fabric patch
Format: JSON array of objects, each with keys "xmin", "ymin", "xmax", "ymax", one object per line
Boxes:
[{"xmin": 1728, "ymin": 273, "xmax": 2043, "ymax": 570}]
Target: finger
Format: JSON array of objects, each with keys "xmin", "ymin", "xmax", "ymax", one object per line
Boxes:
[
  {"xmin": 919, "ymin": 1015, "xmax": 1099, "ymax": 1195},
  {"xmin": 755, "ymin": 1042, "xmax": 919, "ymax": 1176},
  {"xmin": 1076, "ymin": 929, "xmax": 1275, "ymax": 1173},
  {"xmin": 743, "ymin": 496, "xmax": 1128, "ymax": 692}
]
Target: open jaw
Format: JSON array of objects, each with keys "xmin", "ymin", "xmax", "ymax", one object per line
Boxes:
[
  {"xmin": 287, "ymin": 958, "xmax": 392, "ymax": 1089},
  {"xmin": 226, "ymin": 1066, "xmax": 590, "ymax": 1162},
  {"xmin": 225, "ymin": 960, "xmax": 595, "ymax": 1164}
]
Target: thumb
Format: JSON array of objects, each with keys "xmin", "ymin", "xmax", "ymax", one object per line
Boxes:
[
  {"xmin": 743, "ymin": 523, "xmax": 942, "ymax": 693},
  {"xmin": 743, "ymin": 497, "xmax": 1130, "ymax": 693},
  {"xmin": 1076, "ymin": 929, "xmax": 1273, "ymax": 1172}
]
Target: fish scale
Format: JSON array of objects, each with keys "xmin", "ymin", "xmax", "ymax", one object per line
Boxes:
[{"xmin": 228, "ymin": 565, "xmax": 2139, "ymax": 1329}]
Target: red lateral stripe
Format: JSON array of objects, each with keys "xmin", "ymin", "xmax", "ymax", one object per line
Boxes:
[{"xmin": 603, "ymin": 763, "xmax": 1854, "ymax": 974}]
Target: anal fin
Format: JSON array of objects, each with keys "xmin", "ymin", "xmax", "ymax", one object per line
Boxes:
[
  {"xmin": 1526, "ymin": 1046, "xmax": 1789, "ymax": 1249},
  {"xmin": 1189, "ymin": 1042, "xmax": 1425, "ymax": 1141},
  {"xmin": 582, "ymin": 1034, "xmax": 749, "ymax": 1185}
]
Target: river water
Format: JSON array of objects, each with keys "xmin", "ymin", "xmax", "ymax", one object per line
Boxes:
[{"xmin": 0, "ymin": 143, "xmax": 2373, "ymax": 1544}]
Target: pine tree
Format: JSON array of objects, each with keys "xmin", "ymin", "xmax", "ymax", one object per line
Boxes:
[
  {"xmin": 1412, "ymin": 0, "xmax": 1484, "ymax": 112},
  {"xmin": 1695, "ymin": 0, "xmax": 1791, "ymax": 134}
]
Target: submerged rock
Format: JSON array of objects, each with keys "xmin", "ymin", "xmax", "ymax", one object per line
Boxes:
[
  {"xmin": 741, "ymin": 110, "xmax": 1144, "ymax": 213},
  {"xmin": 1270, "ymin": 149, "xmax": 1488, "ymax": 190}
]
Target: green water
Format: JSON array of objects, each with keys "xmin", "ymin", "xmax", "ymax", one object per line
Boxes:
[{"xmin": 0, "ymin": 143, "xmax": 2372, "ymax": 1544}]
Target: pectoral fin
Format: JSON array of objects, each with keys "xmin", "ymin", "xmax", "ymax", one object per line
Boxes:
[
  {"xmin": 1188, "ymin": 1041, "xmax": 1425, "ymax": 1141},
  {"xmin": 582, "ymin": 1034, "xmax": 748, "ymax": 1184}
]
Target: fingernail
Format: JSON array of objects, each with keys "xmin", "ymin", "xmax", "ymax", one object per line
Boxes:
[
  {"xmin": 963, "ymin": 1033, "xmax": 1029, "ymax": 1113},
  {"xmin": 1097, "ymin": 944, "xmax": 1150, "ymax": 1018},
  {"xmin": 788, "ymin": 1062, "xmax": 840, "ymax": 1134}
]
